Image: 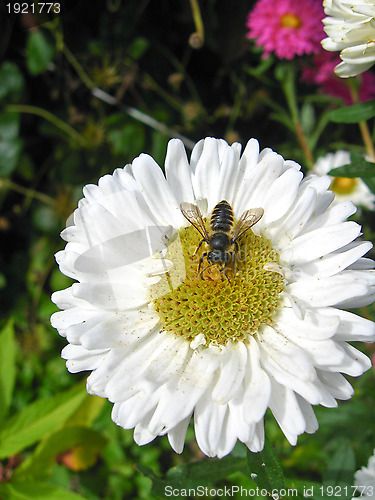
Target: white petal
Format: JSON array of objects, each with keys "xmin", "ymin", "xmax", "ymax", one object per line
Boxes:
[
  {"xmin": 301, "ymin": 200, "xmax": 356, "ymax": 234},
  {"xmin": 215, "ymin": 409, "xmax": 239, "ymax": 458},
  {"xmin": 287, "ymin": 272, "xmax": 373, "ymax": 308},
  {"xmin": 78, "ymin": 309, "xmax": 160, "ymax": 349},
  {"xmin": 317, "ymin": 370, "xmax": 354, "ymax": 400},
  {"xmin": 134, "ymin": 416, "xmax": 157, "ymax": 446},
  {"xmin": 111, "ymin": 390, "xmax": 161, "ymax": 430},
  {"xmin": 71, "ymin": 282, "xmax": 148, "ymax": 310},
  {"xmin": 132, "ymin": 154, "xmax": 182, "ymax": 227},
  {"xmin": 275, "ymin": 306, "xmax": 340, "ymax": 341},
  {"xmin": 258, "ymin": 326, "xmax": 317, "ymax": 381},
  {"xmin": 262, "ymin": 168, "xmax": 303, "ymax": 225},
  {"xmin": 299, "ymin": 242, "xmax": 373, "ymax": 278},
  {"xmin": 235, "ymin": 152, "xmax": 284, "ymax": 215},
  {"xmin": 268, "ymin": 378, "xmax": 306, "ymax": 444},
  {"xmin": 216, "ymin": 145, "xmax": 241, "ymax": 203},
  {"xmin": 295, "ymin": 395, "xmax": 319, "ymax": 434},
  {"xmin": 167, "ymin": 415, "xmax": 191, "ymax": 454},
  {"xmin": 145, "ymin": 347, "xmax": 222, "ymax": 435},
  {"xmin": 267, "ymin": 185, "xmax": 317, "ymax": 247},
  {"xmin": 239, "ymin": 337, "xmax": 271, "ymax": 423},
  {"xmin": 211, "ymin": 342, "xmax": 247, "ymax": 404},
  {"xmin": 322, "ymin": 307, "xmax": 375, "ymax": 341},
  {"xmin": 165, "ymin": 139, "xmax": 195, "ymax": 205},
  {"xmin": 336, "ymin": 342, "xmax": 372, "ymax": 376},
  {"xmin": 233, "ymin": 139, "xmax": 260, "ymax": 213},
  {"xmin": 191, "ymin": 137, "xmax": 221, "ymax": 210},
  {"xmin": 62, "ymin": 344, "xmax": 109, "ymax": 373},
  {"xmin": 194, "ymin": 396, "xmax": 228, "ymax": 457},
  {"xmin": 280, "ymin": 222, "xmax": 361, "ymax": 265},
  {"xmin": 244, "ymin": 421, "xmax": 265, "ymax": 452}
]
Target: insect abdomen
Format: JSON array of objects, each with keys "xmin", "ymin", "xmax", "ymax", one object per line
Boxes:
[{"xmin": 210, "ymin": 200, "xmax": 234, "ymax": 233}]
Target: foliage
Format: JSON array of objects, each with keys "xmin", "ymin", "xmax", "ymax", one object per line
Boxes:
[{"xmin": 0, "ymin": 1, "xmax": 375, "ymax": 498}]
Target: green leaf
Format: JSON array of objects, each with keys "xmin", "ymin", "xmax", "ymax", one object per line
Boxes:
[
  {"xmin": 106, "ymin": 117, "xmax": 145, "ymax": 157},
  {"xmin": 0, "ymin": 383, "xmax": 88, "ymax": 459},
  {"xmin": 32, "ymin": 205, "xmax": 60, "ymax": 232},
  {"xmin": 0, "ymin": 481, "xmax": 86, "ymax": 500},
  {"xmin": 128, "ymin": 37, "xmax": 149, "ymax": 60},
  {"xmin": 0, "ymin": 62, "xmax": 24, "ymax": 102},
  {"xmin": 26, "ymin": 29, "xmax": 55, "ymax": 75},
  {"xmin": 247, "ymin": 442, "xmax": 285, "ymax": 491},
  {"xmin": 300, "ymin": 102, "xmax": 316, "ymax": 137},
  {"xmin": 0, "ymin": 112, "xmax": 20, "ymax": 140},
  {"xmin": 323, "ymin": 441, "xmax": 355, "ymax": 491},
  {"xmin": 0, "ymin": 319, "xmax": 16, "ymax": 422},
  {"xmin": 65, "ymin": 394, "xmax": 105, "ymax": 427},
  {"xmin": 137, "ymin": 455, "xmax": 248, "ymax": 497},
  {"xmin": 13, "ymin": 426, "xmax": 107, "ymax": 481},
  {"xmin": 0, "ymin": 137, "xmax": 23, "ymax": 176},
  {"xmin": 328, "ymin": 153, "xmax": 375, "ymax": 178},
  {"xmin": 362, "ymin": 177, "xmax": 375, "ymax": 194},
  {"xmin": 328, "ymin": 100, "xmax": 375, "ymax": 123},
  {"xmin": 285, "ymin": 478, "xmax": 323, "ymax": 499}
]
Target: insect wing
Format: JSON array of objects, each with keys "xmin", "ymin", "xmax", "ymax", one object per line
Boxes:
[
  {"xmin": 180, "ymin": 202, "xmax": 209, "ymax": 239},
  {"xmin": 231, "ymin": 207, "xmax": 264, "ymax": 242}
]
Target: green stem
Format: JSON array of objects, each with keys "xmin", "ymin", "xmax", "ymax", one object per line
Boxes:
[
  {"xmin": 5, "ymin": 104, "xmax": 87, "ymax": 146},
  {"xmin": 226, "ymin": 74, "xmax": 245, "ymax": 134},
  {"xmin": 294, "ymin": 118, "xmax": 314, "ymax": 168},
  {"xmin": 349, "ymin": 83, "xmax": 375, "ymax": 161},
  {"xmin": 62, "ymin": 44, "xmax": 96, "ymax": 90},
  {"xmin": 47, "ymin": 23, "xmax": 195, "ymax": 149},
  {"xmin": 189, "ymin": 0, "xmax": 204, "ymax": 48},
  {"xmin": 144, "ymin": 74, "xmax": 186, "ymax": 113},
  {"xmin": 278, "ymin": 64, "xmax": 314, "ymax": 168},
  {"xmin": 359, "ymin": 120, "xmax": 375, "ymax": 161},
  {"xmin": 0, "ymin": 178, "xmax": 55, "ymax": 206}
]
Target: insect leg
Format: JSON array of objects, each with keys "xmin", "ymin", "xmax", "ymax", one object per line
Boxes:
[
  {"xmin": 194, "ymin": 238, "xmax": 208, "ymax": 256},
  {"xmin": 220, "ymin": 263, "xmax": 231, "ymax": 283},
  {"xmin": 199, "ymin": 261, "xmax": 215, "ymax": 280},
  {"xmin": 198, "ymin": 253, "xmax": 208, "ymax": 277}
]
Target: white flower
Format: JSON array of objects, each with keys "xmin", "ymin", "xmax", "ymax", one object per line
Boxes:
[
  {"xmin": 311, "ymin": 151, "xmax": 375, "ymax": 210},
  {"xmin": 322, "ymin": 0, "xmax": 375, "ymax": 77},
  {"xmin": 354, "ymin": 449, "xmax": 375, "ymax": 496},
  {"xmin": 51, "ymin": 137, "xmax": 375, "ymax": 458}
]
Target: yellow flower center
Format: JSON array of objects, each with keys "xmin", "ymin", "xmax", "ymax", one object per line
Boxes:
[
  {"xmin": 330, "ymin": 176, "xmax": 357, "ymax": 195},
  {"xmin": 151, "ymin": 222, "xmax": 285, "ymax": 347},
  {"xmin": 280, "ymin": 14, "xmax": 302, "ymax": 29}
]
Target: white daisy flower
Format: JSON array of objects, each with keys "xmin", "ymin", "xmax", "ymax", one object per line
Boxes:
[
  {"xmin": 354, "ymin": 449, "xmax": 375, "ymax": 496},
  {"xmin": 311, "ymin": 151, "xmax": 375, "ymax": 210},
  {"xmin": 51, "ymin": 137, "xmax": 375, "ymax": 458},
  {"xmin": 322, "ymin": 0, "xmax": 375, "ymax": 77}
]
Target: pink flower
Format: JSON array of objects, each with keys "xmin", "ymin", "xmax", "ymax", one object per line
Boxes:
[
  {"xmin": 246, "ymin": 0, "xmax": 325, "ymax": 60},
  {"xmin": 302, "ymin": 51, "xmax": 375, "ymax": 105}
]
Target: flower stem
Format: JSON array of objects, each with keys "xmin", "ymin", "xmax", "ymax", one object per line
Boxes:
[
  {"xmin": 5, "ymin": 104, "xmax": 87, "ymax": 146},
  {"xmin": 294, "ymin": 118, "xmax": 314, "ymax": 168},
  {"xmin": 277, "ymin": 64, "xmax": 314, "ymax": 168},
  {"xmin": 349, "ymin": 83, "xmax": 375, "ymax": 161},
  {"xmin": 62, "ymin": 44, "xmax": 96, "ymax": 90},
  {"xmin": 359, "ymin": 120, "xmax": 375, "ymax": 161},
  {"xmin": 47, "ymin": 24, "xmax": 196, "ymax": 149},
  {"xmin": 188, "ymin": 0, "xmax": 204, "ymax": 48},
  {"xmin": 0, "ymin": 178, "xmax": 56, "ymax": 206}
]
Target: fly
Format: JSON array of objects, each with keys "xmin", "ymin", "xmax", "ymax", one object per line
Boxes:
[{"xmin": 180, "ymin": 200, "xmax": 264, "ymax": 281}]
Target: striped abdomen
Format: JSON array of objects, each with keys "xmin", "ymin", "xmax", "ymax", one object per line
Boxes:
[{"xmin": 210, "ymin": 200, "xmax": 234, "ymax": 233}]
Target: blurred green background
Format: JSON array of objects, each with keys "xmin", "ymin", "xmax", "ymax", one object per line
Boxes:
[{"xmin": 0, "ymin": 1, "xmax": 374, "ymax": 498}]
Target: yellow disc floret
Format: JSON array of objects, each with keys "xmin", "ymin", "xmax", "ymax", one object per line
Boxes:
[
  {"xmin": 151, "ymin": 221, "xmax": 284, "ymax": 347},
  {"xmin": 280, "ymin": 14, "xmax": 302, "ymax": 29},
  {"xmin": 331, "ymin": 176, "xmax": 357, "ymax": 195}
]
